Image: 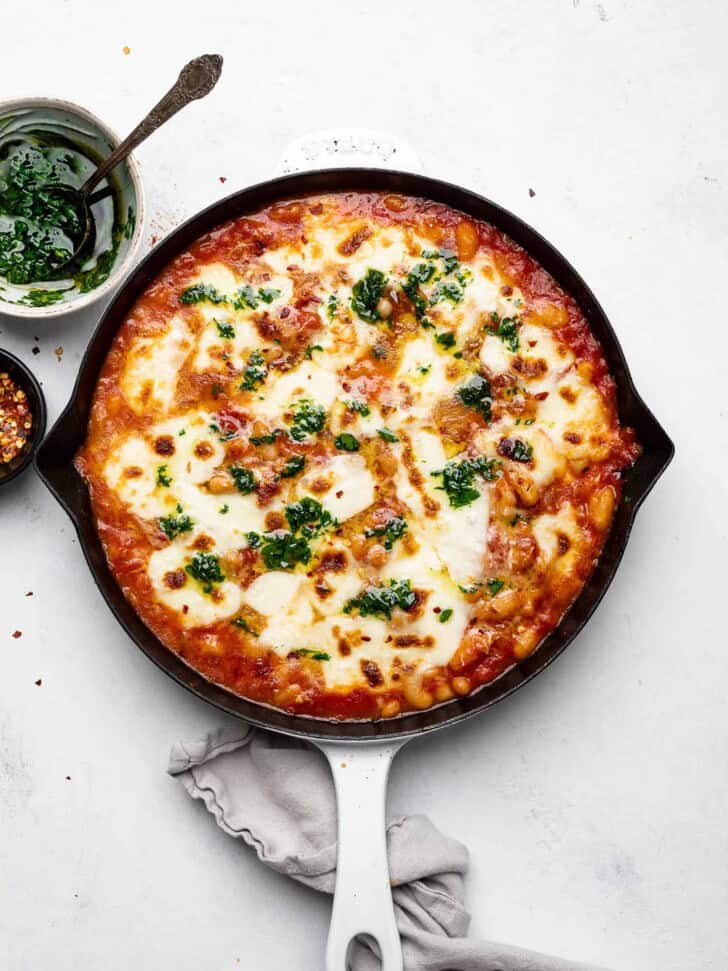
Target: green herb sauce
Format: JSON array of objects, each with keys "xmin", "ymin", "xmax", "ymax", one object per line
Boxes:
[{"xmin": 0, "ymin": 130, "xmax": 129, "ymax": 301}]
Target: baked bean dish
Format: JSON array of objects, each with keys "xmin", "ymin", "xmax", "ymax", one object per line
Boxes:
[{"xmin": 77, "ymin": 192, "xmax": 640, "ymax": 719}]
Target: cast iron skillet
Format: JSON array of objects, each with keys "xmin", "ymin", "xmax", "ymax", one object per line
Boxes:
[{"xmin": 35, "ymin": 168, "xmax": 673, "ymax": 970}]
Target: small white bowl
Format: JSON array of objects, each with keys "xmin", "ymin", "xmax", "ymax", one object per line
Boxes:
[{"xmin": 0, "ymin": 97, "xmax": 145, "ymax": 319}]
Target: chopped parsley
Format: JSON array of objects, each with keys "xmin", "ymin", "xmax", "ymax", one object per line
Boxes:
[
  {"xmin": 431, "ymin": 455, "xmax": 500, "ymax": 508},
  {"xmin": 247, "ymin": 497, "xmax": 336, "ymax": 572},
  {"xmin": 438, "ymin": 608, "xmax": 453, "ymax": 623},
  {"xmin": 259, "ymin": 531, "xmax": 312, "ymax": 570},
  {"xmin": 351, "ymin": 268, "xmax": 388, "ymax": 322},
  {"xmin": 232, "ymin": 284, "xmax": 259, "ymax": 310},
  {"xmin": 304, "ymin": 344, "xmax": 323, "ymax": 359},
  {"xmin": 457, "ymin": 373, "xmax": 492, "ymax": 421},
  {"xmin": 185, "ymin": 552, "xmax": 225, "ymax": 594},
  {"xmin": 344, "ymin": 578, "xmax": 417, "ymax": 620},
  {"xmin": 240, "ymin": 350, "xmax": 267, "ymax": 391},
  {"xmin": 430, "ymin": 280, "xmax": 464, "ymax": 306},
  {"xmin": 408, "ymin": 262, "xmax": 436, "ymax": 285},
  {"xmin": 219, "ymin": 504, "xmax": 230, "ymax": 514},
  {"xmin": 401, "ymin": 267, "xmax": 430, "ymax": 322},
  {"xmin": 345, "ymin": 399, "xmax": 370, "ymax": 416},
  {"xmin": 231, "ymin": 617, "xmax": 259, "ymax": 637},
  {"xmin": 290, "ymin": 648, "xmax": 331, "ymax": 661},
  {"xmin": 258, "ymin": 287, "xmax": 281, "ymax": 304},
  {"xmin": 489, "ymin": 312, "xmax": 520, "ymax": 352},
  {"xmin": 284, "ymin": 497, "xmax": 335, "ymax": 538},
  {"xmin": 159, "ymin": 504, "xmax": 193, "ymax": 540},
  {"xmin": 288, "ymin": 399, "xmax": 326, "ymax": 441},
  {"xmin": 364, "ymin": 516, "xmax": 408, "ymax": 551},
  {"xmin": 487, "ymin": 578, "xmax": 505, "ymax": 596},
  {"xmin": 279, "ymin": 455, "xmax": 306, "ymax": 478},
  {"xmin": 250, "ymin": 430, "xmax": 282, "ymax": 446},
  {"xmin": 435, "ymin": 331, "xmax": 456, "ymax": 349},
  {"xmin": 179, "ymin": 283, "xmax": 227, "ymax": 305},
  {"xmin": 229, "ymin": 465, "xmax": 257, "ymax": 494},
  {"xmin": 423, "ymin": 248, "xmax": 464, "ymax": 278},
  {"xmin": 497, "ymin": 437, "xmax": 533, "ymax": 463},
  {"xmin": 156, "ymin": 465, "xmax": 172, "ymax": 487},
  {"xmin": 215, "ymin": 319, "xmax": 235, "ymax": 339},
  {"xmin": 377, "ymin": 427, "xmax": 399, "ymax": 443},
  {"xmin": 335, "ymin": 432, "xmax": 360, "ymax": 452},
  {"xmin": 326, "ymin": 294, "xmax": 339, "ymax": 319}
]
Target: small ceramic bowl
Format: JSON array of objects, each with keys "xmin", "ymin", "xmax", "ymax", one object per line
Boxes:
[
  {"xmin": 0, "ymin": 97, "xmax": 145, "ymax": 319},
  {"xmin": 0, "ymin": 348, "xmax": 47, "ymax": 485}
]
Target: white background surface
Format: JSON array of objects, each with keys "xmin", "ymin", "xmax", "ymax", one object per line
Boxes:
[{"xmin": 1, "ymin": 2, "xmax": 726, "ymax": 969}]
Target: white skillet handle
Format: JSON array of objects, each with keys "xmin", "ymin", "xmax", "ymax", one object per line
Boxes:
[
  {"xmin": 276, "ymin": 128, "xmax": 424, "ymax": 175},
  {"xmin": 314, "ymin": 739, "xmax": 408, "ymax": 971}
]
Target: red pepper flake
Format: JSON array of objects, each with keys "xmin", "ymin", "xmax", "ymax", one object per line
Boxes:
[
  {"xmin": 25, "ymin": 591, "xmax": 33, "ymax": 597},
  {"xmin": 335, "ymin": 490, "xmax": 344, "ymax": 499},
  {"xmin": 54, "ymin": 346, "xmax": 64, "ymax": 362},
  {"xmin": 1, "ymin": 372, "xmax": 33, "ymax": 463},
  {"xmin": 12, "ymin": 630, "xmax": 22, "ymax": 639},
  {"xmin": 528, "ymin": 188, "xmax": 536, "ymax": 198},
  {"xmin": 65, "ymin": 775, "xmax": 71, "ymax": 781},
  {"xmin": 219, "ymin": 176, "xmax": 227, "ymax": 183},
  {"xmin": 433, "ymin": 606, "xmax": 441, "ymax": 613},
  {"xmin": 150, "ymin": 234, "xmax": 158, "ymax": 245},
  {"xmin": 34, "ymin": 678, "xmax": 41, "ymax": 686}
]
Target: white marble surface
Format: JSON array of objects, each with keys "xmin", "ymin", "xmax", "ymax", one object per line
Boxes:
[{"xmin": 1, "ymin": 2, "xmax": 726, "ymax": 969}]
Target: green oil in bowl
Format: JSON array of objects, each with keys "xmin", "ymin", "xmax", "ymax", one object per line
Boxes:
[{"xmin": 0, "ymin": 106, "xmax": 137, "ymax": 310}]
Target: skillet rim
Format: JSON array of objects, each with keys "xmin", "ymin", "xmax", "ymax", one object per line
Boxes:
[{"xmin": 34, "ymin": 167, "xmax": 674, "ymax": 741}]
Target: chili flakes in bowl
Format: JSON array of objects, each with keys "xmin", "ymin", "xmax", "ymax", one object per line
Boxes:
[{"xmin": 0, "ymin": 371, "xmax": 33, "ymax": 464}]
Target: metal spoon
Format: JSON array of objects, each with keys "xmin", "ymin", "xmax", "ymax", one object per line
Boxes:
[{"xmin": 49, "ymin": 53, "xmax": 223, "ymax": 267}]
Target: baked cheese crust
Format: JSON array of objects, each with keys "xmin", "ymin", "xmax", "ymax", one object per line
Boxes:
[{"xmin": 77, "ymin": 192, "xmax": 640, "ymax": 719}]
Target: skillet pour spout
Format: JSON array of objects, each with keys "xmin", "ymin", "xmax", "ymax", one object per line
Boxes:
[{"xmin": 35, "ymin": 167, "xmax": 674, "ymax": 742}]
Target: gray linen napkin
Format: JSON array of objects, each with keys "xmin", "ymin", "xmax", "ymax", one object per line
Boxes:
[{"xmin": 169, "ymin": 725, "xmax": 609, "ymax": 971}]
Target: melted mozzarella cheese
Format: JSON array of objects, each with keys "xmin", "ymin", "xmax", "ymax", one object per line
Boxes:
[
  {"xmin": 254, "ymin": 360, "xmax": 341, "ymax": 423},
  {"xmin": 531, "ymin": 503, "xmax": 582, "ymax": 576},
  {"xmin": 395, "ymin": 430, "xmax": 490, "ymax": 587},
  {"xmin": 147, "ymin": 545, "xmax": 243, "ymax": 627},
  {"xmin": 104, "ymin": 437, "xmax": 170, "ymax": 519},
  {"xmin": 536, "ymin": 372, "xmax": 611, "ymax": 462},
  {"xmin": 299, "ymin": 453, "xmax": 376, "ymax": 522},
  {"xmin": 244, "ymin": 571, "xmax": 304, "ymax": 615},
  {"xmin": 121, "ymin": 316, "xmax": 192, "ymax": 414}
]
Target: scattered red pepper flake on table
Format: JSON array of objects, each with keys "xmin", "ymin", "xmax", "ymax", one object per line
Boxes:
[
  {"xmin": 529, "ymin": 188, "xmax": 536, "ymax": 198},
  {"xmin": 25, "ymin": 591, "xmax": 33, "ymax": 597},
  {"xmin": 12, "ymin": 630, "xmax": 22, "ymax": 639},
  {"xmin": 34, "ymin": 678, "xmax": 42, "ymax": 686},
  {"xmin": 219, "ymin": 176, "xmax": 227, "ymax": 183},
  {"xmin": 0, "ymin": 372, "xmax": 33, "ymax": 465}
]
